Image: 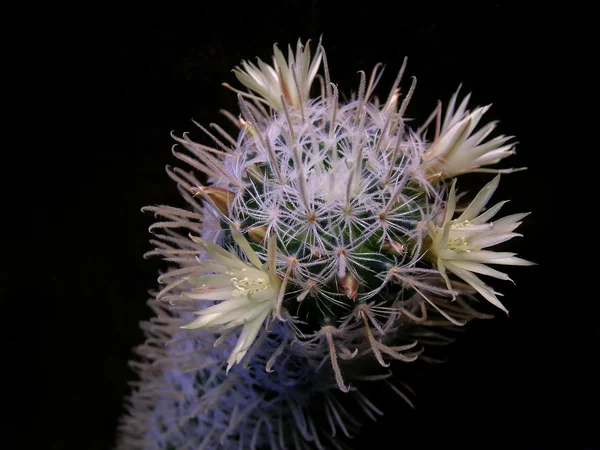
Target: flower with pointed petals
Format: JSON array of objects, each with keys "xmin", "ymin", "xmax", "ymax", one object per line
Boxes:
[
  {"xmin": 421, "ymin": 89, "xmax": 520, "ymax": 179},
  {"xmin": 226, "ymin": 38, "xmax": 323, "ymax": 110},
  {"xmin": 182, "ymin": 226, "xmax": 281, "ymax": 372},
  {"xmin": 427, "ymin": 175, "xmax": 533, "ymax": 313}
]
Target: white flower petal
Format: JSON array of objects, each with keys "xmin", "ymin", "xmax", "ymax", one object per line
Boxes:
[
  {"xmin": 466, "ymin": 121, "xmax": 499, "ymax": 145},
  {"xmin": 191, "ymin": 235, "xmax": 249, "ymax": 270},
  {"xmin": 251, "ymin": 286, "xmax": 280, "ymax": 303},
  {"xmin": 194, "ymin": 296, "xmax": 251, "ymax": 317},
  {"xmin": 469, "ymin": 232, "xmax": 522, "ymax": 249},
  {"xmin": 469, "ymin": 200, "xmax": 509, "ymax": 225},
  {"xmin": 487, "ymin": 256, "xmax": 535, "ymax": 266},
  {"xmin": 185, "ymin": 274, "xmax": 233, "ymax": 288},
  {"xmin": 451, "ymin": 267, "xmax": 508, "ymax": 314},
  {"xmin": 446, "ymin": 260, "xmax": 512, "ymax": 282},
  {"xmin": 490, "ymin": 212, "xmax": 530, "ymax": 231},
  {"xmin": 184, "ymin": 287, "xmax": 235, "ymax": 301},
  {"xmin": 181, "ymin": 313, "xmax": 221, "ymax": 329},
  {"xmin": 450, "ymin": 250, "xmax": 517, "ymax": 261},
  {"xmin": 226, "ymin": 309, "xmax": 270, "ymax": 372},
  {"xmin": 198, "ymin": 302, "xmax": 268, "ymax": 330},
  {"xmin": 456, "ymin": 175, "xmax": 500, "ymax": 222},
  {"xmin": 231, "ymin": 226, "xmax": 262, "ymax": 269}
]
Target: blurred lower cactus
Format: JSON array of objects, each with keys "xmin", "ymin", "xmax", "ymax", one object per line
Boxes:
[{"xmin": 117, "ymin": 39, "xmax": 533, "ymax": 449}]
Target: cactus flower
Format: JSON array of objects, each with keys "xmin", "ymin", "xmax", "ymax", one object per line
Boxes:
[{"xmin": 426, "ymin": 175, "xmax": 533, "ymax": 313}]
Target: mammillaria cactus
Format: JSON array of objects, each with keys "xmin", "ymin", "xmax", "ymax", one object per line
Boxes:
[{"xmin": 118, "ymin": 38, "xmax": 532, "ymax": 449}]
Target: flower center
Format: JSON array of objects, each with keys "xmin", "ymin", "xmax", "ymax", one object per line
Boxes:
[
  {"xmin": 231, "ymin": 276, "xmax": 270, "ymax": 297},
  {"xmin": 446, "ymin": 220, "xmax": 473, "ymax": 252}
]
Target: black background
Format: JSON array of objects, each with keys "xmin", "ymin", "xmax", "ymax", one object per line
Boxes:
[{"xmin": 4, "ymin": 3, "xmax": 597, "ymax": 449}]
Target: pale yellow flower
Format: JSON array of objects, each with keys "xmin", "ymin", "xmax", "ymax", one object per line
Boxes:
[
  {"xmin": 427, "ymin": 175, "xmax": 533, "ymax": 313},
  {"xmin": 228, "ymin": 39, "xmax": 322, "ymax": 110},
  {"xmin": 182, "ymin": 227, "xmax": 281, "ymax": 372},
  {"xmin": 422, "ymin": 90, "xmax": 519, "ymax": 179}
]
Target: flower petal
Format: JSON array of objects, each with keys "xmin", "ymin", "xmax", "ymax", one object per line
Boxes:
[
  {"xmin": 456, "ymin": 175, "xmax": 500, "ymax": 222},
  {"xmin": 231, "ymin": 226, "xmax": 262, "ymax": 269},
  {"xmin": 184, "ymin": 287, "xmax": 235, "ymax": 301},
  {"xmin": 446, "ymin": 260, "xmax": 512, "ymax": 282},
  {"xmin": 451, "ymin": 267, "xmax": 508, "ymax": 314},
  {"xmin": 226, "ymin": 311, "xmax": 268, "ymax": 372}
]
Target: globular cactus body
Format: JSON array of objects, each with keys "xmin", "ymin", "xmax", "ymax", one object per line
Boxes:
[{"xmin": 118, "ymin": 39, "xmax": 532, "ymax": 450}]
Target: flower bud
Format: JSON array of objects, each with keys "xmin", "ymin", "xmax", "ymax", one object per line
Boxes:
[
  {"xmin": 338, "ymin": 273, "xmax": 359, "ymax": 301},
  {"xmin": 382, "ymin": 239, "xmax": 405, "ymax": 255},
  {"xmin": 192, "ymin": 186, "xmax": 234, "ymax": 218},
  {"xmin": 247, "ymin": 226, "xmax": 267, "ymax": 244}
]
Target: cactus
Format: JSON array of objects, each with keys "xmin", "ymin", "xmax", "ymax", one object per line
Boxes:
[{"xmin": 118, "ymin": 39, "xmax": 532, "ymax": 449}]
